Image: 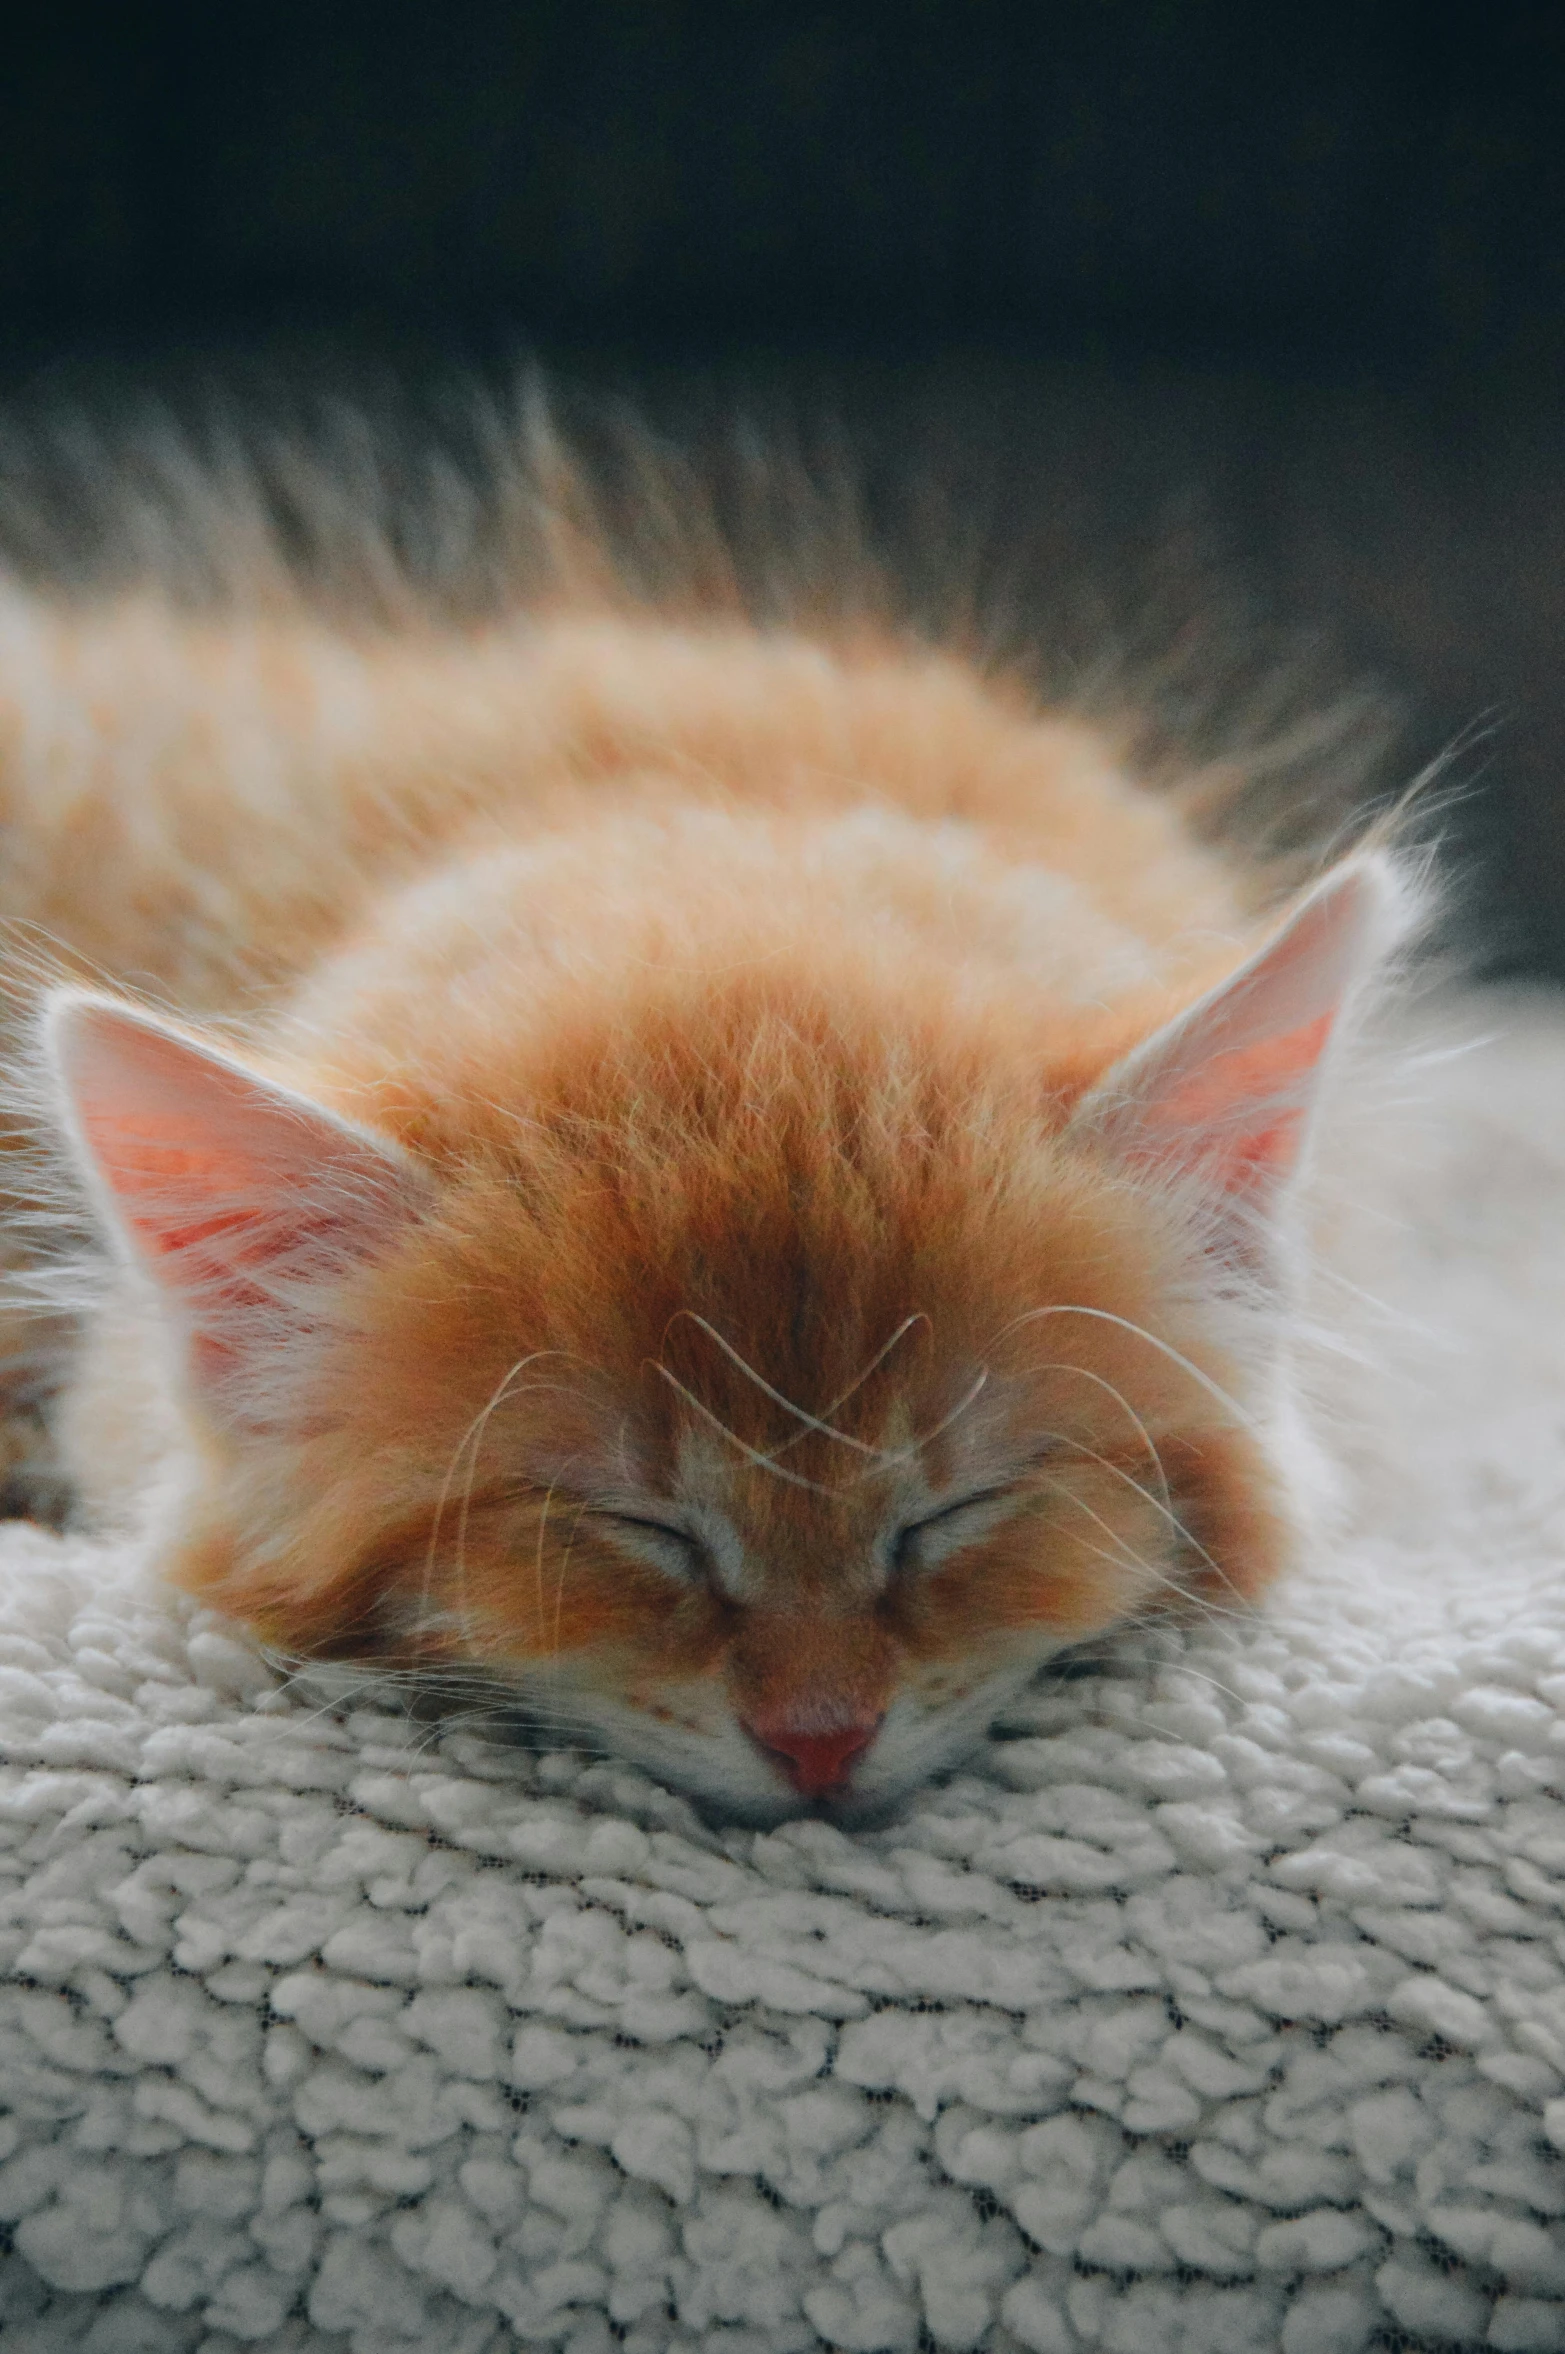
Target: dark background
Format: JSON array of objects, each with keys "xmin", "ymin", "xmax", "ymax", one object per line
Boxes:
[{"xmin": 4, "ymin": 2, "xmax": 1565, "ymax": 968}]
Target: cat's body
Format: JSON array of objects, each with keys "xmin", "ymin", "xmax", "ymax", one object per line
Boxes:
[{"xmin": 0, "ymin": 445, "xmax": 1404, "ymax": 1822}]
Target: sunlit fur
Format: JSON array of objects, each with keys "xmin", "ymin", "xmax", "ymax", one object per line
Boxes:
[{"xmin": 0, "ymin": 452, "xmax": 1397, "ymax": 1822}]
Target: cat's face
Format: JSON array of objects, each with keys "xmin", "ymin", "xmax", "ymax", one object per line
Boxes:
[
  {"xmin": 233, "ymin": 1074, "xmax": 1281, "ymax": 1824},
  {"xmin": 49, "ymin": 859, "xmax": 1384, "ymax": 1820}
]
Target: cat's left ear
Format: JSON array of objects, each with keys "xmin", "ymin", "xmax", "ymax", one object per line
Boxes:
[
  {"xmin": 46, "ymin": 991, "xmax": 425, "ymax": 1426},
  {"xmin": 1067, "ymin": 859, "xmax": 1395, "ymax": 1248}
]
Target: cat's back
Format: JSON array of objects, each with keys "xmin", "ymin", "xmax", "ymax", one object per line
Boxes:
[{"xmin": 0, "ymin": 588, "xmax": 1251, "ymax": 1013}]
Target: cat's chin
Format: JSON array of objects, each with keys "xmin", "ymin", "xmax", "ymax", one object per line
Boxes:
[{"xmin": 681, "ymin": 1732, "xmax": 994, "ymax": 1830}]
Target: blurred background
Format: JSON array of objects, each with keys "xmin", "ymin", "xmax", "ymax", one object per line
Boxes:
[{"xmin": 1, "ymin": 2, "xmax": 1562, "ymax": 967}]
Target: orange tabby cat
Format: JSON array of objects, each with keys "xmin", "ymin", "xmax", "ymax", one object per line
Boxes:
[{"xmin": 5, "ymin": 427, "xmax": 1401, "ymax": 1820}]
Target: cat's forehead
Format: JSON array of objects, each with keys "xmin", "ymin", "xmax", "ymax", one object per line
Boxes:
[
  {"xmin": 368, "ymin": 968, "xmax": 1193, "ymax": 1494},
  {"xmin": 406, "ymin": 1097, "xmax": 1166, "ymax": 1431}
]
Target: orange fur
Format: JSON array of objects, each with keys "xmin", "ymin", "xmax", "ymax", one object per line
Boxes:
[{"xmin": 8, "ymin": 471, "xmax": 1398, "ymax": 1820}]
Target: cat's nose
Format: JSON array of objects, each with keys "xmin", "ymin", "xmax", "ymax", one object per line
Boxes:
[{"xmin": 746, "ymin": 1717, "xmax": 880, "ymax": 1796}]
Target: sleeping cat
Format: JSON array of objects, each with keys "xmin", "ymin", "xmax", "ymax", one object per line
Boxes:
[{"xmin": 1, "ymin": 419, "xmax": 1404, "ymax": 1822}]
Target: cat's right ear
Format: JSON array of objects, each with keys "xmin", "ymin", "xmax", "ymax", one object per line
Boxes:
[
  {"xmin": 1064, "ymin": 859, "xmax": 1397, "ymax": 1267},
  {"xmin": 45, "ymin": 992, "xmax": 424, "ymax": 1427}
]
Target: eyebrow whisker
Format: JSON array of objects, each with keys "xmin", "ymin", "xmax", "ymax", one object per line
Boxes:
[
  {"xmin": 998, "ymin": 1305, "xmax": 1254, "ymax": 1430},
  {"xmin": 845, "ymin": 1367, "xmax": 991, "ymax": 1483},
  {"xmin": 650, "ymin": 1359, "xmax": 839, "ymax": 1494},
  {"xmin": 770, "ymin": 1311, "xmax": 932, "ymax": 1460},
  {"xmin": 669, "ymin": 1310, "xmax": 892, "ymax": 1460}
]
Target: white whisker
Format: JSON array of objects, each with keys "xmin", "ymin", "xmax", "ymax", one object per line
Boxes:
[
  {"xmin": 846, "ymin": 1368, "xmax": 991, "ymax": 1482},
  {"xmin": 1028, "ymin": 1359, "xmax": 1174, "ymax": 1517},
  {"xmin": 535, "ymin": 1480, "xmax": 560, "ymax": 1662},
  {"xmin": 1037, "ymin": 1474, "xmax": 1244, "ymax": 1621},
  {"xmin": 999, "ymin": 1304, "xmax": 1254, "ymax": 1429},
  {"xmin": 1041, "ymin": 1432, "xmax": 1234, "ymax": 1596},
  {"xmin": 650, "ymin": 1360, "xmax": 838, "ymax": 1493},
  {"xmin": 771, "ymin": 1312, "xmax": 931, "ymax": 1459},
  {"xmin": 671, "ymin": 1311, "xmax": 892, "ymax": 1460},
  {"xmin": 422, "ymin": 1350, "xmax": 569, "ymax": 1638}
]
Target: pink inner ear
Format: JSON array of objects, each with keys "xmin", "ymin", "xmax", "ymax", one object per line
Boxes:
[
  {"xmin": 1126, "ymin": 1011, "xmax": 1335, "ymax": 1191},
  {"xmin": 1073, "ymin": 861, "xmax": 1390, "ymax": 1205},
  {"xmin": 49, "ymin": 994, "xmax": 418, "ymax": 1410},
  {"xmin": 74, "ymin": 1113, "xmax": 378, "ymax": 1313}
]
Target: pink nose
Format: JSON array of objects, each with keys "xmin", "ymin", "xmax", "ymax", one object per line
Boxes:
[{"xmin": 748, "ymin": 1719, "xmax": 880, "ymax": 1797}]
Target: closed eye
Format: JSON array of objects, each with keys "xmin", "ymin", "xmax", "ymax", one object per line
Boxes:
[
  {"xmin": 590, "ymin": 1510, "xmax": 708, "ymax": 1583},
  {"xmin": 890, "ymin": 1486, "xmax": 1020, "ymax": 1576}
]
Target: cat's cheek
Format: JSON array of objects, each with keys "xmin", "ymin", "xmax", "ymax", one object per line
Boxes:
[
  {"xmin": 1158, "ymin": 1431, "xmax": 1293, "ymax": 1602},
  {"xmin": 893, "ymin": 1630, "xmax": 1066, "ymax": 1729},
  {"xmin": 888, "ymin": 1514, "xmax": 1159, "ymax": 1660},
  {"xmin": 618, "ymin": 1678, "xmax": 735, "ymax": 1739}
]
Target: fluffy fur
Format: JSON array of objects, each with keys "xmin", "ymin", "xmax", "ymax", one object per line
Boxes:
[{"xmin": 0, "ymin": 418, "xmax": 1408, "ymax": 1821}]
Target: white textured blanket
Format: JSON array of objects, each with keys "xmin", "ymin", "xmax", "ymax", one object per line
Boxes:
[{"xmin": 4, "ymin": 993, "xmax": 1565, "ymax": 2354}]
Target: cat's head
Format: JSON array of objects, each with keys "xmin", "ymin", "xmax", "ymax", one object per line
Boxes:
[{"xmin": 47, "ymin": 856, "xmax": 1391, "ymax": 1822}]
